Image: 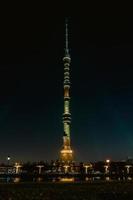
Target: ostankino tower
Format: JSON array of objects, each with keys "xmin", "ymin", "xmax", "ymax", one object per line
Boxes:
[{"xmin": 60, "ymin": 21, "xmax": 73, "ymax": 163}]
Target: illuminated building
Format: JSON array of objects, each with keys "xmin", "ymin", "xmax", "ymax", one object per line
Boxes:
[{"xmin": 60, "ymin": 20, "xmax": 73, "ymax": 163}]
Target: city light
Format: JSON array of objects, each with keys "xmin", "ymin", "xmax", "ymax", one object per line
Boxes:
[
  {"xmin": 14, "ymin": 163, "xmax": 22, "ymax": 174},
  {"xmin": 125, "ymin": 165, "xmax": 132, "ymax": 174},
  {"xmin": 106, "ymin": 159, "xmax": 110, "ymax": 163},
  {"xmin": 7, "ymin": 156, "xmax": 11, "ymax": 161},
  {"xmin": 84, "ymin": 163, "xmax": 93, "ymax": 174},
  {"xmin": 7, "ymin": 156, "xmax": 11, "ymax": 167},
  {"xmin": 63, "ymin": 165, "xmax": 69, "ymax": 173},
  {"xmin": 36, "ymin": 165, "xmax": 44, "ymax": 174}
]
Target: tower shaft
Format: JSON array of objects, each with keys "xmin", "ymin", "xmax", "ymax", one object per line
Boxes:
[{"xmin": 60, "ymin": 21, "xmax": 73, "ymax": 163}]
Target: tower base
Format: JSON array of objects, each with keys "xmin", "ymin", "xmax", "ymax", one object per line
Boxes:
[{"xmin": 60, "ymin": 147, "xmax": 73, "ymax": 163}]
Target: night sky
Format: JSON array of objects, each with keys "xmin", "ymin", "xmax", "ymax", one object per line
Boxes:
[{"xmin": 0, "ymin": 3, "xmax": 133, "ymax": 162}]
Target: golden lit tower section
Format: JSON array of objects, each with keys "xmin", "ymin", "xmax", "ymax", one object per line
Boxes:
[{"xmin": 60, "ymin": 20, "xmax": 73, "ymax": 162}]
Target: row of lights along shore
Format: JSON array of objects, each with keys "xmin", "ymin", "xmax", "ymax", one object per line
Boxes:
[{"xmin": 2, "ymin": 157, "xmax": 133, "ymax": 175}]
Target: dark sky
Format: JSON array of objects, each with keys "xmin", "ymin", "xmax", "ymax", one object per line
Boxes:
[{"xmin": 0, "ymin": 3, "xmax": 133, "ymax": 162}]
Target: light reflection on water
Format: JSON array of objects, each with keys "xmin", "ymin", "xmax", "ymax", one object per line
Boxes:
[
  {"xmin": 0, "ymin": 176, "xmax": 132, "ymax": 183},
  {"xmin": 14, "ymin": 177, "xmax": 20, "ymax": 183},
  {"xmin": 13, "ymin": 177, "xmax": 44, "ymax": 183},
  {"xmin": 85, "ymin": 177, "xmax": 91, "ymax": 181},
  {"xmin": 60, "ymin": 177, "xmax": 75, "ymax": 182},
  {"xmin": 37, "ymin": 177, "xmax": 43, "ymax": 182},
  {"xmin": 105, "ymin": 177, "xmax": 110, "ymax": 181}
]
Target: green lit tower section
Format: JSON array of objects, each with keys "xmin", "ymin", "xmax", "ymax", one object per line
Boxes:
[{"xmin": 60, "ymin": 21, "xmax": 73, "ymax": 162}]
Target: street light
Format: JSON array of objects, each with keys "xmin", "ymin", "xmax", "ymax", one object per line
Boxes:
[
  {"xmin": 106, "ymin": 159, "xmax": 110, "ymax": 164},
  {"xmin": 7, "ymin": 156, "xmax": 11, "ymax": 165},
  {"xmin": 104, "ymin": 159, "xmax": 110, "ymax": 174},
  {"xmin": 104, "ymin": 159, "xmax": 111, "ymax": 181},
  {"xmin": 6, "ymin": 156, "xmax": 11, "ymax": 174}
]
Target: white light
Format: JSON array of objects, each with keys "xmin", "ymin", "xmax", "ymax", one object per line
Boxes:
[
  {"xmin": 106, "ymin": 159, "xmax": 110, "ymax": 163},
  {"xmin": 7, "ymin": 156, "xmax": 11, "ymax": 161}
]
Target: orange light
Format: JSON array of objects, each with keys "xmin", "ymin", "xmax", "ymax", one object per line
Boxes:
[
  {"xmin": 60, "ymin": 178, "xmax": 74, "ymax": 182},
  {"xmin": 61, "ymin": 149, "xmax": 73, "ymax": 154}
]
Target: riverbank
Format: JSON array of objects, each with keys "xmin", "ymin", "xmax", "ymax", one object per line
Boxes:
[{"xmin": 0, "ymin": 181, "xmax": 133, "ymax": 199}]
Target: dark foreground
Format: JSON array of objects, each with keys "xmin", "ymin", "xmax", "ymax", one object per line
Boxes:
[{"xmin": 0, "ymin": 181, "xmax": 133, "ymax": 200}]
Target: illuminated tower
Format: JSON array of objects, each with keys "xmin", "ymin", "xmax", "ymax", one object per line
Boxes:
[{"xmin": 60, "ymin": 21, "xmax": 73, "ymax": 163}]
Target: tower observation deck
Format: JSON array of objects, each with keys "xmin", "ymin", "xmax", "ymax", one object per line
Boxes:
[{"xmin": 60, "ymin": 20, "xmax": 73, "ymax": 163}]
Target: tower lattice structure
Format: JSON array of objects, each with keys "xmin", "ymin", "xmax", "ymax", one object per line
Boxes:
[{"xmin": 60, "ymin": 21, "xmax": 73, "ymax": 163}]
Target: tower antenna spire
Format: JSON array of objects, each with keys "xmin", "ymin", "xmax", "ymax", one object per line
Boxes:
[{"xmin": 65, "ymin": 18, "xmax": 69, "ymax": 56}]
